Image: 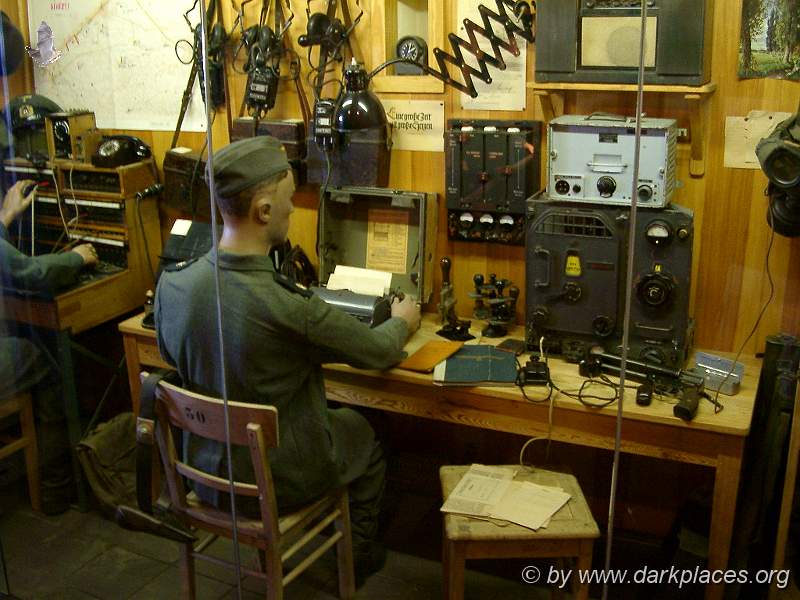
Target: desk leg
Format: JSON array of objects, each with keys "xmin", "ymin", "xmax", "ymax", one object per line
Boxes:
[
  {"xmin": 705, "ymin": 452, "xmax": 743, "ymax": 600},
  {"xmin": 56, "ymin": 330, "xmax": 88, "ymax": 512},
  {"xmin": 122, "ymin": 335, "xmax": 143, "ymax": 415}
]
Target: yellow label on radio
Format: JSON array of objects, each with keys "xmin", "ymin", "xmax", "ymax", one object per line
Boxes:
[
  {"xmin": 654, "ymin": 263, "xmax": 662, "ymax": 273},
  {"xmin": 565, "ymin": 254, "xmax": 582, "ymax": 277}
]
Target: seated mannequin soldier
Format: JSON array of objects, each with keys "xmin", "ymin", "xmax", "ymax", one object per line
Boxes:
[
  {"xmin": 155, "ymin": 136, "xmax": 421, "ymax": 582},
  {"xmin": 0, "ymin": 179, "xmax": 97, "ymax": 514}
]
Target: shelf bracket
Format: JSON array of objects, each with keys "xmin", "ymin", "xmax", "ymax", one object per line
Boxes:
[
  {"xmin": 685, "ymin": 92, "xmax": 710, "ymax": 178},
  {"xmin": 533, "ymin": 90, "xmax": 565, "ymax": 121}
]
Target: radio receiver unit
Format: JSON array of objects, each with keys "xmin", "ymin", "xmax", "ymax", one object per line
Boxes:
[
  {"xmin": 525, "ymin": 197, "xmax": 694, "ymax": 369},
  {"xmin": 534, "ymin": 0, "xmax": 713, "ymax": 85},
  {"xmin": 547, "ymin": 115, "xmax": 677, "ymax": 208}
]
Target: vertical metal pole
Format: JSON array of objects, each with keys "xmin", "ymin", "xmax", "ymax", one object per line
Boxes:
[
  {"xmin": 601, "ymin": 2, "xmax": 649, "ymax": 598},
  {"xmin": 198, "ymin": 2, "xmax": 243, "ymax": 597}
]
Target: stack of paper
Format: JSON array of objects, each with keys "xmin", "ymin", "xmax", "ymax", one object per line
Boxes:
[
  {"xmin": 326, "ymin": 265, "xmax": 393, "ymax": 297},
  {"xmin": 441, "ymin": 465, "xmax": 572, "ymax": 531}
]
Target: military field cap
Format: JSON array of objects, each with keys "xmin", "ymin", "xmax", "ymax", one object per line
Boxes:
[{"xmin": 210, "ymin": 136, "xmax": 291, "ymax": 197}]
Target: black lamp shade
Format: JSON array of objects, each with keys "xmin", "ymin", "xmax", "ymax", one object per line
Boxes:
[
  {"xmin": 334, "ymin": 61, "xmax": 387, "ymax": 132},
  {"xmin": 0, "ymin": 11, "xmax": 24, "ymax": 76}
]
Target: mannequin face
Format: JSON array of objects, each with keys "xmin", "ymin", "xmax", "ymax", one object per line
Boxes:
[{"xmin": 255, "ymin": 171, "xmax": 295, "ymax": 248}]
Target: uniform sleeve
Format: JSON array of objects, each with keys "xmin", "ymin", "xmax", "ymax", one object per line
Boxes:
[
  {"xmin": 0, "ymin": 223, "xmax": 84, "ymax": 294},
  {"xmin": 300, "ymin": 293, "xmax": 409, "ymax": 370}
]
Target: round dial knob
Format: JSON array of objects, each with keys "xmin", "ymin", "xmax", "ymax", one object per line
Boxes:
[
  {"xmin": 592, "ymin": 315, "xmax": 614, "ymax": 338},
  {"xmin": 531, "ymin": 306, "xmax": 549, "ymax": 325},
  {"xmin": 636, "ymin": 272, "xmax": 676, "ymax": 308},
  {"xmin": 597, "ymin": 176, "xmax": 616, "ymax": 198},
  {"xmin": 563, "ymin": 282, "xmax": 582, "ymax": 303},
  {"xmin": 640, "ymin": 347, "xmax": 667, "ymax": 365}
]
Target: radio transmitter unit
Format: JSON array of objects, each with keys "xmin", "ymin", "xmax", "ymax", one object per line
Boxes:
[
  {"xmin": 547, "ymin": 115, "xmax": 677, "ymax": 208},
  {"xmin": 525, "ymin": 197, "xmax": 694, "ymax": 369}
]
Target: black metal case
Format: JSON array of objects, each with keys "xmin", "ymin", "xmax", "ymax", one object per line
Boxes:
[
  {"xmin": 446, "ymin": 119, "xmax": 542, "ymax": 245},
  {"xmin": 526, "ymin": 200, "xmax": 628, "ymax": 361},
  {"xmin": 526, "ymin": 196, "xmax": 694, "ymax": 368}
]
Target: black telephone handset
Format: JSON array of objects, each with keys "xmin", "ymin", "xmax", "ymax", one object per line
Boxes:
[{"xmin": 91, "ymin": 135, "xmax": 152, "ymax": 168}]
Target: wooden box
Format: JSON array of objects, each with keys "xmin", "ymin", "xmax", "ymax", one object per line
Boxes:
[{"xmin": 45, "ymin": 111, "xmax": 97, "ymax": 162}]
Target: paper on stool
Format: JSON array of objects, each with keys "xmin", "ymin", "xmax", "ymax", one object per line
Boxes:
[{"xmin": 489, "ymin": 481, "xmax": 571, "ymax": 531}]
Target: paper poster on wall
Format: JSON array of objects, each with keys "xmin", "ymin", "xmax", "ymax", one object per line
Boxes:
[
  {"xmin": 365, "ymin": 209, "xmax": 409, "ymax": 273},
  {"xmin": 724, "ymin": 111, "xmax": 793, "ymax": 169},
  {"xmin": 27, "ymin": 1, "xmax": 207, "ymax": 131},
  {"xmin": 383, "ymin": 100, "xmax": 444, "ymax": 152},
  {"xmin": 456, "ymin": 0, "xmax": 527, "ymax": 112}
]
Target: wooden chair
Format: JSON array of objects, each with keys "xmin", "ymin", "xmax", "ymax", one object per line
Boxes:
[
  {"xmin": 0, "ymin": 392, "xmax": 40, "ymax": 512},
  {"xmin": 440, "ymin": 465, "xmax": 599, "ymax": 600},
  {"xmin": 146, "ymin": 374, "xmax": 355, "ymax": 600}
]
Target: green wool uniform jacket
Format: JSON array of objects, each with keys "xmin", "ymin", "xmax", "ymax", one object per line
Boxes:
[
  {"xmin": 155, "ymin": 250, "xmax": 408, "ymax": 508},
  {"xmin": 0, "ymin": 222, "xmax": 84, "ymax": 397},
  {"xmin": 0, "ymin": 222, "xmax": 84, "ymax": 294}
]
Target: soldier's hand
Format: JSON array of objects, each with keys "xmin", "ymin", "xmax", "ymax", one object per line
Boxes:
[
  {"xmin": 0, "ymin": 180, "xmax": 36, "ymax": 228},
  {"xmin": 391, "ymin": 295, "xmax": 421, "ymax": 334},
  {"xmin": 73, "ymin": 244, "xmax": 99, "ymax": 267}
]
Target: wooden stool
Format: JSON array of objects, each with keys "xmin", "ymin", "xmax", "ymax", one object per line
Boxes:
[
  {"xmin": 440, "ymin": 466, "xmax": 599, "ymax": 600},
  {"xmin": 0, "ymin": 392, "xmax": 40, "ymax": 512}
]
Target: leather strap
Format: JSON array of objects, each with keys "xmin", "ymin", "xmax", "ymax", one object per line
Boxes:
[{"xmin": 136, "ymin": 369, "xmax": 178, "ymax": 514}]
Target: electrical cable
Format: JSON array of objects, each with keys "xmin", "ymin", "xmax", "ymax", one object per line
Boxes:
[
  {"xmin": 711, "ymin": 195, "xmax": 778, "ymax": 411},
  {"xmin": 316, "ymin": 149, "xmax": 332, "ymax": 258},
  {"xmin": 198, "ymin": 6, "xmax": 243, "ymax": 598}
]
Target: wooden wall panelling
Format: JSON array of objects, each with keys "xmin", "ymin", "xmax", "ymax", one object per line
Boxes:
[
  {"xmin": 5, "ymin": 0, "xmax": 800, "ymax": 352},
  {"xmin": 693, "ymin": 0, "xmax": 800, "ymax": 353}
]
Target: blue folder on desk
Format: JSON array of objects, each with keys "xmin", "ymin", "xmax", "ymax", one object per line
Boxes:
[{"xmin": 432, "ymin": 345, "xmax": 518, "ymax": 386}]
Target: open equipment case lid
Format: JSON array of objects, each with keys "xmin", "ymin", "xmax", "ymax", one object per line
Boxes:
[{"xmin": 318, "ymin": 186, "xmax": 438, "ymax": 303}]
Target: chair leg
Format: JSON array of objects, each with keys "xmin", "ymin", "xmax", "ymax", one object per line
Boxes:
[
  {"xmin": 179, "ymin": 542, "xmax": 196, "ymax": 600},
  {"xmin": 263, "ymin": 549, "xmax": 283, "ymax": 600},
  {"xmin": 335, "ymin": 490, "xmax": 355, "ymax": 599},
  {"xmin": 19, "ymin": 394, "xmax": 40, "ymax": 513},
  {"xmin": 442, "ymin": 531, "xmax": 465, "ymax": 600}
]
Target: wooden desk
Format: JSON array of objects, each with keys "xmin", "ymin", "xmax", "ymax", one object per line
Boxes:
[{"xmin": 119, "ymin": 312, "xmax": 758, "ymax": 600}]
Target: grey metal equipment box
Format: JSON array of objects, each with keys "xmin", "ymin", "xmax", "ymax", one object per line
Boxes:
[
  {"xmin": 547, "ymin": 115, "xmax": 677, "ymax": 208},
  {"xmin": 535, "ymin": 0, "xmax": 713, "ymax": 86},
  {"xmin": 526, "ymin": 196, "xmax": 694, "ymax": 369},
  {"xmin": 318, "ymin": 187, "xmax": 438, "ymax": 303}
]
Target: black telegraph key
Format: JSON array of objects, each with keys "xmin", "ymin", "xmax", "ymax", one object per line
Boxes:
[{"xmin": 473, "ymin": 273, "xmax": 484, "ymax": 293}]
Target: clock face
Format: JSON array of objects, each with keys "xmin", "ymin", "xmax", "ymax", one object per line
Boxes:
[{"xmin": 396, "ymin": 36, "xmax": 426, "ymax": 64}]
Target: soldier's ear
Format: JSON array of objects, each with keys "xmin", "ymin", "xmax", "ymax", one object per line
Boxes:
[{"xmin": 254, "ymin": 197, "xmax": 272, "ymax": 225}]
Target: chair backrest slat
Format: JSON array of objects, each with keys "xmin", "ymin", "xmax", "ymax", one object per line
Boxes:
[
  {"xmin": 155, "ymin": 380, "xmax": 278, "ymax": 447},
  {"xmin": 175, "ymin": 461, "xmax": 260, "ymax": 497}
]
